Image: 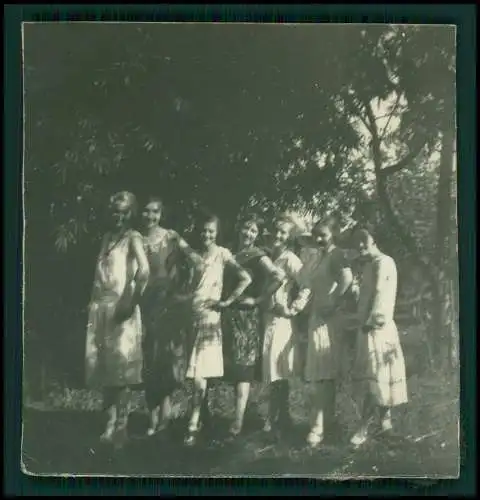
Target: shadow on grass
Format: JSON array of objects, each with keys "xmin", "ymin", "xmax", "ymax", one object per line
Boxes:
[{"xmin": 21, "ymin": 405, "xmax": 459, "ymax": 478}]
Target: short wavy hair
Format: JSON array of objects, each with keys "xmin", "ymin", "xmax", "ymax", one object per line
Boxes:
[
  {"xmin": 109, "ymin": 191, "xmax": 138, "ymax": 217},
  {"xmin": 238, "ymin": 212, "xmax": 265, "ymax": 233}
]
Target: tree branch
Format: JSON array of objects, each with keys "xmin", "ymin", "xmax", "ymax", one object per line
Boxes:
[
  {"xmin": 363, "ymin": 100, "xmax": 440, "ymax": 292},
  {"xmin": 379, "ymin": 144, "xmax": 426, "ymax": 177},
  {"xmin": 343, "ymin": 93, "xmax": 373, "ymax": 134},
  {"xmin": 379, "ymin": 91, "xmax": 401, "ymax": 140},
  {"xmin": 363, "ymin": 100, "xmax": 382, "ymax": 172}
]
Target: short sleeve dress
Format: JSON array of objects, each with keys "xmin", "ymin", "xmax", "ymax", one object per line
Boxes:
[
  {"xmin": 185, "ymin": 245, "xmax": 233, "ymax": 379},
  {"xmin": 304, "ymin": 245, "xmax": 352, "ymax": 382}
]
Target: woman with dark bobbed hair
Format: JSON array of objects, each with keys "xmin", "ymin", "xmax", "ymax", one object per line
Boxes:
[{"xmin": 222, "ymin": 213, "xmax": 285, "ymax": 436}]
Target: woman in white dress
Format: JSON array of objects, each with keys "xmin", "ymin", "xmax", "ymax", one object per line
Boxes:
[
  {"xmin": 85, "ymin": 191, "xmax": 150, "ymax": 449},
  {"xmin": 262, "ymin": 217, "xmax": 312, "ymax": 436},
  {"xmin": 350, "ymin": 228, "xmax": 408, "ymax": 447},
  {"xmin": 183, "ymin": 210, "xmax": 252, "ymax": 446},
  {"xmin": 302, "ymin": 218, "xmax": 354, "ymax": 447}
]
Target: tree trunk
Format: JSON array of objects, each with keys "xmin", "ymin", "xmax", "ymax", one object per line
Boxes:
[
  {"xmin": 433, "ymin": 129, "xmax": 457, "ymax": 365},
  {"xmin": 368, "ymin": 124, "xmax": 439, "ymax": 365}
]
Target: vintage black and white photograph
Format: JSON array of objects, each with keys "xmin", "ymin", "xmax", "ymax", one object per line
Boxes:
[{"xmin": 22, "ymin": 22, "xmax": 459, "ymax": 478}]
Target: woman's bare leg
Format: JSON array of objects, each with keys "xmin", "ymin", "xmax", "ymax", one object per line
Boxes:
[
  {"xmin": 307, "ymin": 380, "xmax": 335, "ymax": 445},
  {"xmin": 101, "ymin": 387, "xmax": 120, "ymax": 442},
  {"xmin": 185, "ymin": 377, "xmax": 207, "ymax": 445},
  {"xmin": 273, "ymin": 380, "xmax": 291, "ymax": 429},
  {"xmin": 378, "ymin": 406, "xmax": 393, "ymax": 432},
  {"xmin": 160, "ymin": 395, "xmax": 173, "ymax": 427},
  {"xmin": 351, "ymin": 391, "xmax": 377, "ymax": 446},
  {"xmin": 114, "ymin": 386, "xmax": 132, "ymax": 449},
  {"xmin": 231, "ymin": 382, "xmax": 250, "ymax": 435}
]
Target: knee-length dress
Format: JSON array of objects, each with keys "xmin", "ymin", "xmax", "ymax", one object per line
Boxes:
[
  {"xmin": 222, "ymin": 247, "xmax": 268, "ymax": 383},
  {"xmin": 85, "ymin": 230, "xmax": 144, "ymax": 388},
  {"xmin": 353, "ymin": 252, "xmax": 408, "ymax": 407},
  {"xmin": 304, "ymin": 246, "xmax": 352, "ymax": 382},
  {"xmin": 263, "ymin": 249, "xmax": 308, "ymax": 383},
  {"xmin": 185, "ymin": 245, "xmax": 234, "ymax": 379},
  {"xmin": 141, "ymin": 228, "xmax": 188, "ymax": 403}
]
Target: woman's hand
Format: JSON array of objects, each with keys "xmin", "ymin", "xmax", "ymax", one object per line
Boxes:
[
  {"xmin": 238, "ymin": 297, "xmax": 261, "ymax": 308},
  {"xmin": 371, "ymin": 314, "xmax": 386, "ymax": 328},
  {"xmin": 361, "ymin": 324, "xmax": 374, "ymax": 334},
  {"xmin": 272, "ymin": 303, "xmax": 294, "ymax": 318},
  {"xmin": 215, "ymin": 299, "xmax": 234, "ymax": 310},
  {"xmin": 201, "ymin": 298, "xmax": 232, "ymax": 310},
  {"xmin": 113, "ymin": 300, "xmax": 136, "ymax": 324}
]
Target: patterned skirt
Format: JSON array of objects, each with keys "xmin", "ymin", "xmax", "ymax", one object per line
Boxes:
[
  {"xmin": 185, "ymin": 305, "xmax": 224, "ymax": 379},
  {"xmin": 222, "ymin": 305, "xmax": 263, "ymax": 382},
  {"xmin": 352, "ymin": 321, "xmax": 408, "ymax": 407}
]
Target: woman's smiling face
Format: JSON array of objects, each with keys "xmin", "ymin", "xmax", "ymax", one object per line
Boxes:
[
  {"xmin": 312, "ymin": 224, "xmax": 333, "ymax": 248},
  {"xmin": 200, "ymin": 220, "xmax": 218, "ymax": 248},
  {"xmin": 239, "ymin": 221, "xmax": 259, "ymax": 248},
  {"xmin": 111, "ymin": 201, "xmax": 132, "ymax": 230},
  {"xmin": 142, "ymin": 201, "xmax": 162, "ymax": 229},
  {"xmin": 272, "ymin": 221, "xmax": 292, "ymax": 248}
]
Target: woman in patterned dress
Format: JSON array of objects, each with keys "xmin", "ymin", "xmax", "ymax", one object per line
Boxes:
[
  {"xmin": 85, "ymin": 191, "xmax": 150, "ymax": 449},
  {"xmin": 349, "ymin": 228, "xmax": 408, "ymax": 447},
  {"xmin": 139, "ymin": 197, "xmax": 202, "ymax": 436},
  {"xmin": 222, "ymin": 213, "xmax": 285, "ymax": 436},
  {"xmin": 262, "ymin": 217, "xmax": 312, "ymax": 436},
  {"xmin": 183, "ymin": 210, "xmax": 252, "ymax": 446},
  {"xmin": 302, "ymin": 218, "xmax": 354, "ymax": 447}
]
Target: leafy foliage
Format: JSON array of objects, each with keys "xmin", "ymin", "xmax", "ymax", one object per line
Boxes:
[{"xmin": 23, "ymin": 24, "xmax": 457, "ymax": 381}]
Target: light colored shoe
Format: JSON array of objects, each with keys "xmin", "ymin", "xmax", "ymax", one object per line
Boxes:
[
  {"xmin": 100, "ymin": 407, "xmax": 117, "ymax": 443},
  {"xmin": 184, "ymin": 421, "xmax": 202, "ymax": 447},
  {"xmin": 306, "ymin": 430, "xmax": 324, "ymax": 447},
  {"xmin": 147, "ymin": 420, "xmax": 168, "ymax": 437},
  {"xmin": 99, "ymin": 428, "xmax": 115, "ymax": 443},
  {"xmin": 263, "ymin": 418, "xmax": 272, "ymax": 433},
  {"xmin": 350, "ymin": 427, "xmax": 369, "ymax": 448},
  {"xmin": 229, "ymin": 421, "xmax": 243, "ymax": 437}
]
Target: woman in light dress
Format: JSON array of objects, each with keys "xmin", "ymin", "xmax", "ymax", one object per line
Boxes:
[
  {"xmin": 139, "ymin": 196, "xmax": 202, "ymax": 436},
  {"xmin": 301, "ymin": 218, "xmax": 354, "ymax": 447},
  {"xmin": 184, "ymin": 210, "xmax": 252, "ymax": 446},
  {"xmin": 85, "ymin": 191, "xmax": 150, "ymax": 448},
  {"xmin": 262, "ymin": 217, "xmax": 312, "ymax": 436},
  {"xmin": 349, "ymin": 228, "xmax": 408, "ymax": 447},
  {"xmin": 222, "ymin": 213, "xmax": 284, "ymax": 436}
]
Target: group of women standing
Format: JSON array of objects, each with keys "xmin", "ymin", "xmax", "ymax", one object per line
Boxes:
[{"xmin": 85, "ymin": 191, "xmax": 408, "ymax": 451}]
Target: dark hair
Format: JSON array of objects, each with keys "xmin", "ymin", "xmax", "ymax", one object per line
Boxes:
[
  {"xmin": 143, "ymin": 196, "xmax": 164, "ymax": 212},
  {"xmin": 191, "ymin": 207, "xmax": 221, "ymax": 244},
  {"xmin": 195, "ymin": 207, "xmax": 220, "ymax": 228},
  {"xmin": 313, "ymin": 214, "xmax": 341, "ymax": 234},
  {"xmin": 353, "ymin": 225, "xmax": 376, "ymax": 245},
  {"xmin": 238, "ymin": 212, "xmax": 265, "ymax": 232}
]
